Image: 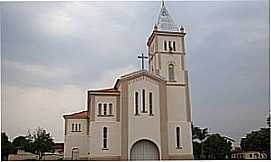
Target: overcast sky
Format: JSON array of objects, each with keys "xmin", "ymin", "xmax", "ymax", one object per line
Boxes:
[{"xmin": 1, "ymin": 1, "xmax": 269, "ymax": 146}]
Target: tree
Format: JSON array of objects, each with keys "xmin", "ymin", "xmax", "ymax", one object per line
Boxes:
[
  {"xmin": 203, "ymin": 134, "xmax": 232, "ymax": 159},
  {"xmin": 26, "ymin": 127, "xmax": 55, "ymax": 160},
  {"xmin": 240, "ymin": 128, "xmax": 270, "ymax": 159},
  {"xmin": 191, "ymin": 124, "xmax": 209, "ymax": 159},
  {"xmin": 1, "ymin": 132, "xmax": 15, "ymax": 160},
  {"xmin": 267, "ymin": 115, "xmax": 270, "ymax": 128},
  {"xmin": 197, "ymin": 128, "xmax": 209, "ymax": 159},
  {"xmin": 12, "ymin": 136, "xmax": 29, "ymax": 149}
]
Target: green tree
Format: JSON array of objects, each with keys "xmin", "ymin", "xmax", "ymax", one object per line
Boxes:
[
  {"xmin": 203, "ymin": 134, "xmax": 232, "ymax": 159},
  {"xmin": 240, "ymin": 128, "xmax": 270, "ymax": 159},
  {"xmin": 197, "ymin": 128, "xmax": 209, "ymax": 159},
  {"xmin": 12, "ymin": 136, "xmax": 29, "ymax": 148},
  {"xmin": 26, "ymin": 127, "xmax": 55, "ymax": 160},
  {"xmin": 191, "ymin": 124, "xmax": 209, "ymax": 159},
  {"xmin": 267, "ymin": 115, "xmax": 270, "ymax": 128},
  {"xmin": 1, "ymin": 132, "xmax": 15, "ymax": 160}
]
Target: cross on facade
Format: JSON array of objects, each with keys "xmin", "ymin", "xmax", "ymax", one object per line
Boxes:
[{"xmin": 138, "ymin": 53, "xmax": 148, "ymax": 70}]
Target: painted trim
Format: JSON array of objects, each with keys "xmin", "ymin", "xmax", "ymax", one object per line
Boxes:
[
  {"xmin": 184, "ymin": 71, "xmax": 192, "ymax": 122},
  {"xmin": 116, "ymin": 95, "xmax": 120, "ymax": 122},
  {"xmin": 147, "ymin": 30, "xmax": 186, "ymax": 46},
  {"xmin": 121, "ymin": 81, "xmax": 129, "ymax": 160},
  {"xmin": 90, "ymin": 95, "xmax": 95, "ymax": 121},
  {"xmin": 159, "ymin": 81, "xmax": 169, "ymax": 160},
  {"xmin": 89, "ymin": 93, "xmax": 120, "ymax": 96},
  {"xmin": 166, "ymin": 83, "xmax": 186, "ymax": 86},
  {"xmin": 181, "ymin": 55, "xmax": 185, "ymax": 70}
]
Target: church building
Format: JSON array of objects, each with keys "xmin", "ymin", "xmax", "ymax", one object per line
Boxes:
[{"xmin": 63, "ymin": 2, "xmax": 193, "ymax": 160}]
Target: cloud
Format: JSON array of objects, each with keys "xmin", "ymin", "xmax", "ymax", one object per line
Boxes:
[
  {"xmin": 3, "ymin": 59, "xmax": 71, "ymax": 79},
  {"xmin": 1, "ymin": 84, "xmax": 86, "ymax": 142}
]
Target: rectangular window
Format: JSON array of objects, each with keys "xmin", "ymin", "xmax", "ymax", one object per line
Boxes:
[
  {"xmin": 135, "ymin": 92, "xmax": 139, "ymax": 115},
  {"xmin": 72, "ymin": 124, "xmax": 74, "ymax": 132},
  {"xmin": 109, "ymin": 103, "xmax": 113, "ymax": 115},
  {"xmin": 169, "ymin": 41, "xmax": 172, "ymax": 51},
  {"xmin": 103, "ymin": 127, "xmax": 108, "ymax": 149},
  {"xmin": 142, "ymin": 89, "xmax": 146, "ymax": 112},
  {"xmin": 176, "ymin": 127, "xmax": 181, "ymax": 148},
  {"xmin": 98, "ymin": 103, "xmax": 102, "ymax": 115},
  {"xmin": 103, "ymin": 104, "xmax": 107, "ymax": 115},
  {"xmin": 75, "ymin": 124, "xmax": 78, "ymax": 132},
  {"xmin": 164, "ymin": 41, "xmax": 167, "ymax": 51},
  {"xmin": 173, "ymin": 41, "xmax": 176, "ymax": 51},
  {"xmin": 78, "ymin": 124, "xmax": 81, "ymax": 132},
  {"xmin": 149, "ymin": 92, "xmax": 153, "ymax": 115}
]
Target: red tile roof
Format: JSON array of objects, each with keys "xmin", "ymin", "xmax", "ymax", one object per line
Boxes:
[{"xmin": 63, "ymin": 110, "xmax": 88, "ymax": 119}]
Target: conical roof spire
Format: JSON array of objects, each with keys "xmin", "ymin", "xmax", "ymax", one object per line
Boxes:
[{"xmin": 157, "ymin": 1, "xmax": 179, "ymax": 32}]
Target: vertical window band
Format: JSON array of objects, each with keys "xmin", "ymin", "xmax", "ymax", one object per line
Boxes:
[
  {"xmin": 176, "ymin": 127, "xmax": 181, "ymax": 148},
  {"xmin": 103, "ymin": 104, "xmax": 107, "ymax": 115},
  {"xmin": 109, "ymin": 103, "xmax": 113, "ymax": 115},
  {"xmin": 103, "ymin": 127, "xmax": 108, "ymax": 149},
  {"xmin": 169, "ymin": 64, "xmax": 175, "ymax": 81},
  {"xmin": 149, "ymin": 92, "xmax": 153, "ymax": 115},
  {"xmin": 142, "ymin": 89, "xmax": 146, "ymax": 112},
  {"xmin": 98, "ymin": 103, "xmax": 102, "ymax": 115},
  {"xmin": 135, "ymin": 92, "xmax": 139, "ymax": 115}
]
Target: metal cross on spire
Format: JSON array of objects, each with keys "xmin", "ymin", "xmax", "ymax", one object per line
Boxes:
[{"xmin": 138, "ymin": 53, "xmax": 148, "ymax": 70}]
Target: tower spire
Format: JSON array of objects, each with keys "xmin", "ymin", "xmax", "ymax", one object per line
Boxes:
[
  {"xmin": 157, "ymin": 0, "xmax": 179, "ymax": 32},
  {"xmin": 162, "ymin": 0, "xmax": 165, "ymax": 7}
]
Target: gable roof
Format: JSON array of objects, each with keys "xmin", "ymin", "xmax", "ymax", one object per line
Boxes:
[
  {"xmin": 63, "ymin": 110, "xmax": 88, "ymax": 119},
  {"xmin": 114, "ymin": 70, "xmax": 166, "ymax": 89},
  {"xmin": 89, "ymin": 88, "xmax": 119, "ymax": 93}
]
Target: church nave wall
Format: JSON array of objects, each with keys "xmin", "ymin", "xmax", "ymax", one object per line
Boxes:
[
  {"xmin": 127, "ymin": 77, "xmax": 162, "ymax": 159},
  {"xmin": 89, "ymin": 122, "xmax": 121, "ymax": 157}
]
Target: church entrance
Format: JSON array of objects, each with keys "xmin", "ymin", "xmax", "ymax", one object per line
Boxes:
[{"xmin": 130, "ymin": 140, "xmax": 160, "ymax": 160}]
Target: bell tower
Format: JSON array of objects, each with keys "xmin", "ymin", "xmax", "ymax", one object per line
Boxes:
[
  {"xmin": 147, "ymin": 1, "xmax": 187, "ymax": 85},
  {"xmin": 147, "ymin": 1, "xmax": 193, "ymax": 159}
]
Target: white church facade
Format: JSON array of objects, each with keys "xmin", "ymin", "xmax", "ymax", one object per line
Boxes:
[{"xmin": 63, "ymin": 2, "xmax": 193, "ymax": 160}]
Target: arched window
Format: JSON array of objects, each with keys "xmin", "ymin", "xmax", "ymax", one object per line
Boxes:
[
  {"xmin": 109, "ymin": 103, "xmax": 113, "ymax": 115},
  {"xmin": 168, "ymin": 64, "xmax": 175, "ymax": 81},
  {"xmin": 72, "ymin": 124, "xmax": 74, "ymax": 132},
  {"xmin": 103, "ymin": 104, "xmax": 107, "ymax": 115},
  {"xmin": 176, "ymin": 127, "xmax": 181, "ymax": 148},
  {"xmin": 142, "ymin": 89, "xmax": 146, "ymax": 112},
  {"xmin": 169, "ymin": 41, "xmax": 172, "ymax": 51},
  {"xmin": 135, "ymin": 92, "xmax": 139, "ymax": 115},
  {"xmin": 98, "ymin": 103, "xmax": 102, "ymax": 115},
  {"xmin": 78, "ymin": 124, "xmax": 81, "ymax": 132},
  {"xmin": 149, "ymin": 92, "xmax": 153, "ymax": 115},
  {"xmin": 103, "ymin": 127, "xmax": 108, "ymax": 149},
  {"xmin": 173, "ymin": 41, "xmax": 176, "ymax": 51},
  {"xmin": 164, "ymin": 41, "xmax": 167, "ymax": 50},
  {"xmin": 75, "ymin": 124, "xmax": 78, "ymax": 132}
]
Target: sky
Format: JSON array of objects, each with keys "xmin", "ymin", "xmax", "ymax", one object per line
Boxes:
[{"xmin": 1, "ymin": 0, "xmax": 269, "ymax": 146}]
